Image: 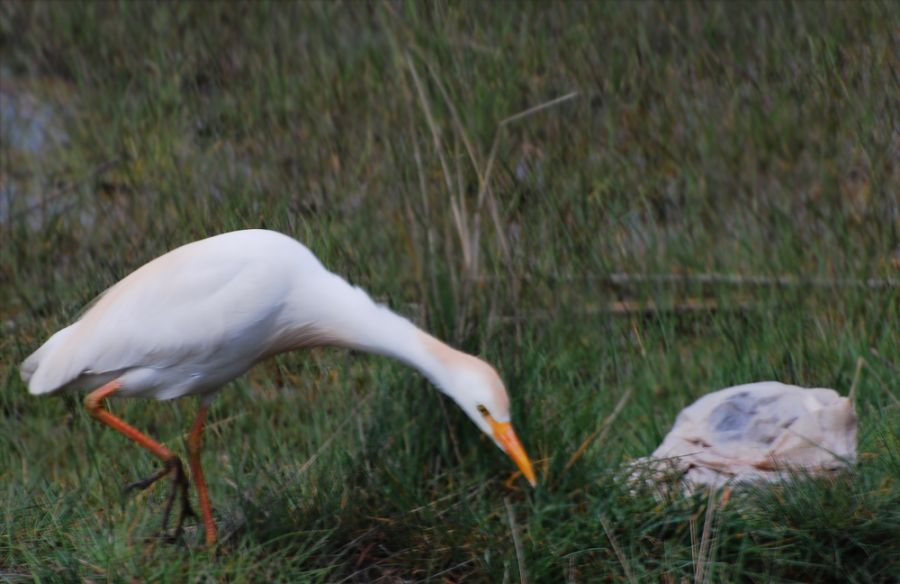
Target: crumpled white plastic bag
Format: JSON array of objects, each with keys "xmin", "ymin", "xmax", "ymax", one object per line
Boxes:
[{"xmin": 632, "ymin": 381, "xmax": 857, "ymax": 494}]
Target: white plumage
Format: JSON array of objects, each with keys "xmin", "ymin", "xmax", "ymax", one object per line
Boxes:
[
  {"xmin": 27, "ymin": 230, "xmax": 356, "ymax": 399},
  {"xmin": 22, "ymin": 229, "xmax": 535, "ymax": 545}
]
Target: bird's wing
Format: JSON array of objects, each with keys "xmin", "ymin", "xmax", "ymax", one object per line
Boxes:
[{"xmin": 25, "ymin": 250, "xmax": 292, "ymax": 395}]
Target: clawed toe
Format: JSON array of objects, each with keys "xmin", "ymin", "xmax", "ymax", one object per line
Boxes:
[
  {"xmin": 123, "ymin": 465, "xmax": 172, "ymax": 495},
  {"xmin": 123, "ymin": 457, "xmax": 196, "ymax": 541}
]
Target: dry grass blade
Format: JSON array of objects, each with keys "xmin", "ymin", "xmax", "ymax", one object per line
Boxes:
[
  {"xmin": 406, "ymin": 52, "xmax": 475, "ymax": 289},
  {"xmin": 470, "ymin": 272, "xmax": 899, "ymax": 289},
  {"xmin": 498, "ymin": 91, "xmax": 580, "ymax": 127},
  {"xmin": 849, "ymin": 356, "xmax": 865, "ymax": 404},
  {"xmin": 480, "ymin": 91, "xmax": 579, "ymax": 263},
  {"xmin": 405, "ymin": 49, "xmax": 485, "ymax": 337},
  {"xmin": 864, "ymin": 349, "xmax": 900, "ymax": 406},
  {"xmin": 420, "ymin": 53, "xmax": 483, "ymax": 185},
  {"xmin": 599, "ymin": 513, "xmax": 636, "ymax": 584},
  {"xmin": 504, "ymin": 496, "xmax": 529, "ymax": 584},
  {"xmin": 869, "ymin": 347, "xmax": 898, "ymax": 374},
  {"xmin": 297, "ymin": 393, "xmax": 375, "ymax": 476},
  {"xmin": 422, "ymin": 56, "xmax": 485, "ymax": 278},
  {"xmin": 693, "ymin": 488, "xmax": 721, "ymax": 584},
  {"xmin": 605, "ymin": 298, "xmax": 753, "ymax": 315},
  {"xmin": 494, "ymin": 298, "xmax": 756, "ymax": 324},
  {"xmin": 405, "ymin": 52, "xmax": 454, "ymax": 198},
  {"xmin": 178, "ymin": 412, "xmax": 244, "ymax": 443},
  {"xmin": 564, "ymin": 387, "xmax": 634, "ymax": 472},
  {"xmin": 606, "ymin": 272, "xmax": 900, "ymax": 289}
]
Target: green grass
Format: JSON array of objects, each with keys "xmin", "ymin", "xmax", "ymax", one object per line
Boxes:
[{"xmin": 2, "ymin": 1, "xmax": 899, "ymax": 581}]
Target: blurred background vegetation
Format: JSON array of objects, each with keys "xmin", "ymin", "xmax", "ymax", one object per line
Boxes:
[{"xmin": 1, "ymin": 1, "xmax": 898, "ymax": 581}]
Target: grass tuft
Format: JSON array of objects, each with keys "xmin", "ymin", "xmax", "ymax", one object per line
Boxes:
[{"xmin": 2, "ymin": 1, "xmax": 898, "ymax": 581}]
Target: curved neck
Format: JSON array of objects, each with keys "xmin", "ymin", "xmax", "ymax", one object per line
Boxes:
[
  {"xmin": 337, "ymin": 307, "xmax": 462, "ymax": 393},
  {"xmin": 287, "ymin": 271, "xmax": 464, "ymax": 392}
]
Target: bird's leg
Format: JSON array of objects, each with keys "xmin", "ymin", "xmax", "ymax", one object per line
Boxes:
[
  {"xmin": 187, "ymin": 403, "xmax": 217, "ymax": 546},
  {"xmin": 84, "ymin": 380, "xmax": 195, "ymax": 541}
]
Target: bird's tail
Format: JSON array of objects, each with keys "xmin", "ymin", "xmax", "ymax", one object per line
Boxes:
[{"xmin": 21, "ymin": 324, "xmax": 77, "ymax": 395}]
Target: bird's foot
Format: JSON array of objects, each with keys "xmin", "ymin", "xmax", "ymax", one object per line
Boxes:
[
  {"xmin": 161, "ymin": 457, "xmax": 196, "ymax": 541},
  {"xmin": 123, "ymin": 464, "xmax": 172, "ymax": 494},
  {"xmin": 124, "ymin": 457, "xmax": 196, "ymax": 542}
]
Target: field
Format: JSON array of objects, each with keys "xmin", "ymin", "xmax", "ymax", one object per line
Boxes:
[{"xmin": 1, "ymin": 2, "xmax": 898, "ymax": 582}]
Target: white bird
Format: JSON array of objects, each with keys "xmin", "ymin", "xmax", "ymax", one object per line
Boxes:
[{"xmin": 21, "ymin": 229, "xmax": 536, "ymax": 546}]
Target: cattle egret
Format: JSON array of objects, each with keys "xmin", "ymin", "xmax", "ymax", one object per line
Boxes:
[{"xmin": 21, "ymin": 229, "xmax": 536, "ymax": 545}]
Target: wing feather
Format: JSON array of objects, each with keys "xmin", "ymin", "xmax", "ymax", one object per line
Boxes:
[{"xmin": 25, "ymin": 240, "xmax": 291, "ymax": 395}]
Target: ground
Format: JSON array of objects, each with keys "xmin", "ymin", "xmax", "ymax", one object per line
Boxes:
[{"xmin": 1, "ymin": 2, "xmax": 898, "ymax": 582}]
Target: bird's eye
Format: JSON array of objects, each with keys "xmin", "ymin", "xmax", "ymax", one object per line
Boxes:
[{"xmin": 476, "ymin": 405, "xmax": 489, "ymax": 416}]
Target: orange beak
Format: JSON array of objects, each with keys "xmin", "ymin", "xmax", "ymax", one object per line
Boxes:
[{"xmin": 488, "ymin": 418, "xmax": 537, "ymax": 487}]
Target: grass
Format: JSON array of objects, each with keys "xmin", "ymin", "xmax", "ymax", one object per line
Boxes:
[{"xmin": 1, "ymin": 1, "xmax": 898, "ymax": 581}]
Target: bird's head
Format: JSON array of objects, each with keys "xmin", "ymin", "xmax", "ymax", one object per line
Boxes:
[{"xmin": 438, "ymin": 351, "xmax": 537, "ymax": 487}]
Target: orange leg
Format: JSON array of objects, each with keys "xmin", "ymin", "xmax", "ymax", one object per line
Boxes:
[
  {"xmin": 187, "ymin": 403, "xmax": 217, "ymax": 546},
  {"xmin": 84, "ymin": 380, "xmax": 194, "ymax": 540}
]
